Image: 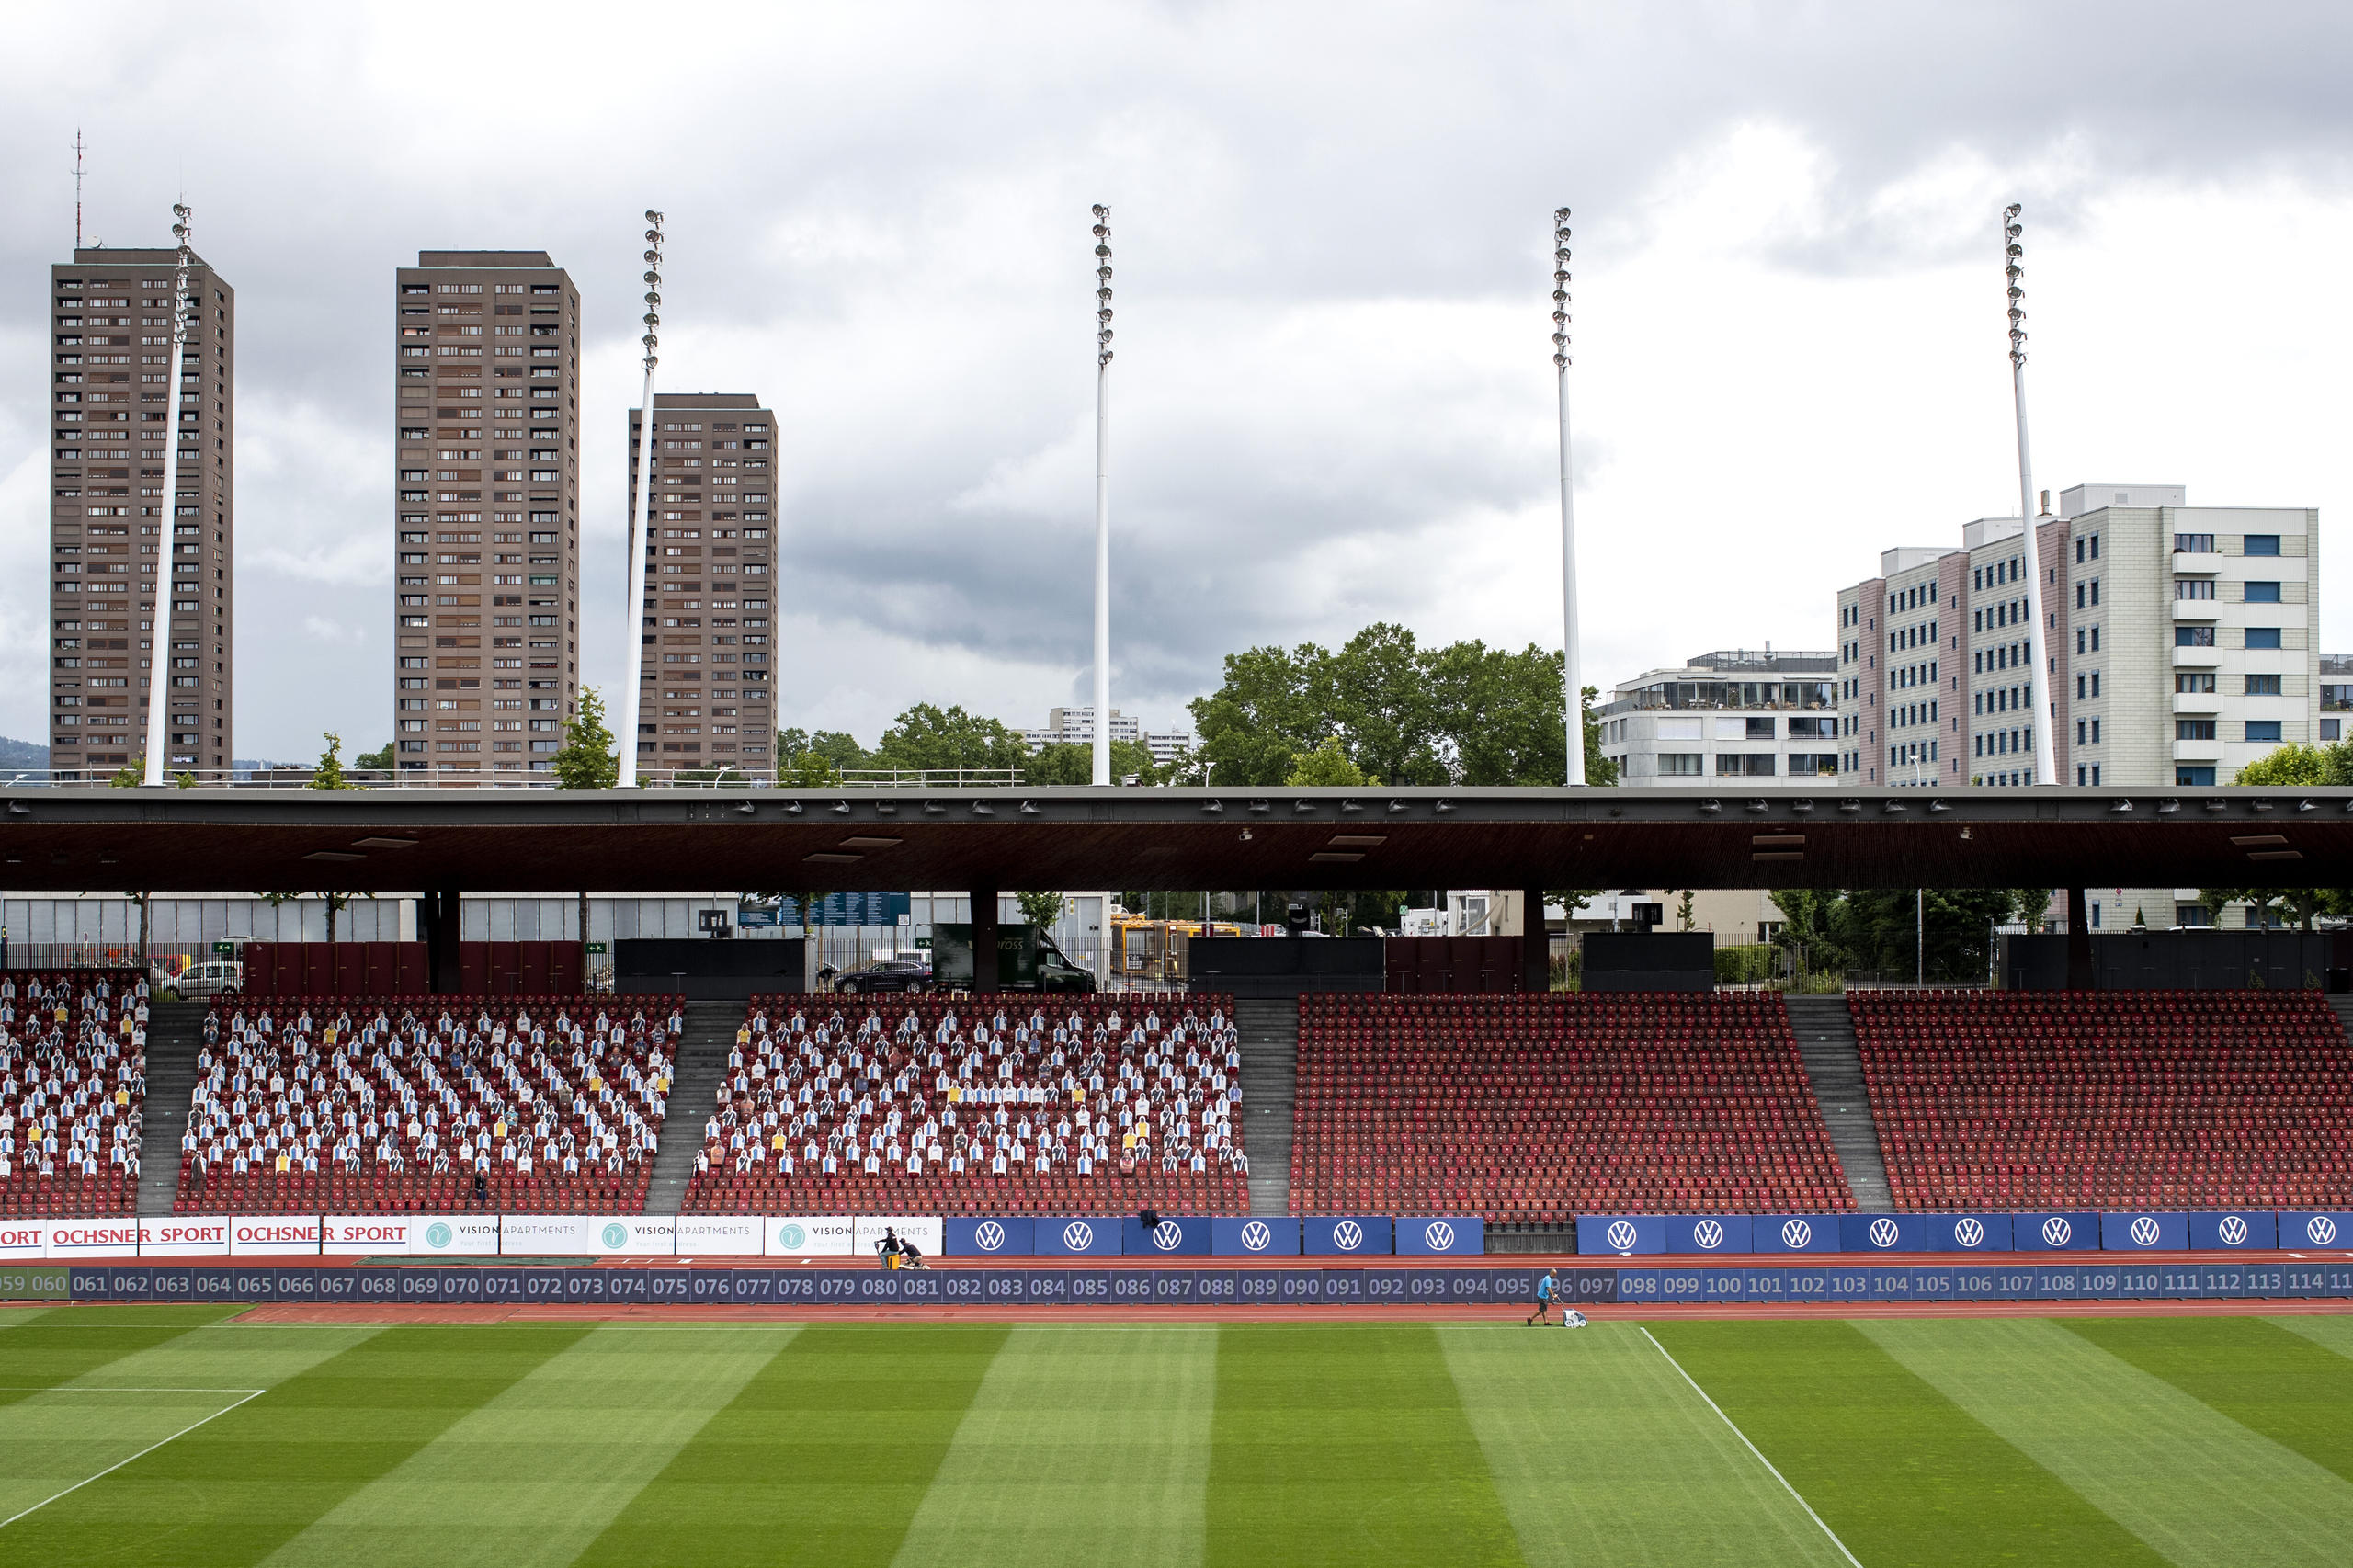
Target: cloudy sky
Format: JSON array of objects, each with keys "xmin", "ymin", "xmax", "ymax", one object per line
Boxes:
[{"xmin": 3, "ymin": 2, "xmax": 2349, "ymax": 762}]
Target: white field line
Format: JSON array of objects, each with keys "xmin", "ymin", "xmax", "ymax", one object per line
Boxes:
[
  {"xmin": 1639, "ymin": 1327, "xmax": 1864, "ymax": 1568},
  {"xmin": 0, "ymin": 1386, "xmax": 265, "ymax": 1530}
]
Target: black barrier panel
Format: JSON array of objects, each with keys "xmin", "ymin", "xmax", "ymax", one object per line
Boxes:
[{"xmin": 55, "ymin": 1262, "xmax": 2353, "ymax": 1307}]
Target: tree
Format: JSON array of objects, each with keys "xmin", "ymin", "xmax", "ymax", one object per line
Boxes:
[
  {"xmin": 353, "ymin": 741, "xmax": 394, "ymax": 772},
  {"xmin": 1285, "ymin": 736, "xmax": 1370, "ymax": 788},
  {"xmin": 1023, "ymin": 738, "xmax": 1164, "ymax": 786},
  {"xmin": 108, "ymin": 759, "xmax": 142, "ymax": 788},
  {"xmin": 779, "ymin": 748, "xmax": 845, "ymax": 788},
  {"xmin": 551, "ymin": 687, "xmax": 620, "ymax": 790},
  {"xmin": 1016, "ymin": 890, "xmax": 1068, "ymax": 934},
  {"xmin": 1675, "ymin": 891, "xmax": 1696, "ymax": 932},
  {"xmin": 868, "ymin": 704, "xmax": 1029, "ymax": 777},
  {"xmin": 262, "ymin": 889, "xmax": 371, "ymax": 944},
  {"xmin": 1188, "ymin": 642, "xmax": 1325, "ymax": 787},
  {"xmin": 2233, "ymin": 743, "xmax": 2335, "ymax": 787},
  {"xmin": 310, "ymin": 732, "xmax": 355, "ymax": 790},
  {"xmin": 777, "ymin": 728, "xmax": 870, "ymax": 775}
]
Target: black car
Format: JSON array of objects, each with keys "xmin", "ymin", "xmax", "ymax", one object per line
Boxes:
[{"xmin": 829, "ymin": 959, "xmax": 932, "ymax": 994}]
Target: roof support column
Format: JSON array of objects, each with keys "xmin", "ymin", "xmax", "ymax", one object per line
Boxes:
[
  {"xmin": 971, "ymin": 885, "xmax": 1000, "ymax": 994},
  {"xmin": 1521, "ymin": 885, "xmax": 1551, "ymax": 993},
  {"xmin": 423, "ymin": 886, "xmax": 461, "ymax": 994},
  {"xmin": 2066, "ymin": 885, "xmax": 2094, "ymax": 989}
]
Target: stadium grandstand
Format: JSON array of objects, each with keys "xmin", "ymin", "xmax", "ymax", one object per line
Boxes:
[
  {"xmin": 682, "ymin": 994, "xmax": 1249, "ymax": 1216},
  {"xmin": 1290, "ymin": 993, "xmax": 1850, "ymax": 1221},
  {"xmin": 172, "ymin": 995, "xmax": 677, "ymax": 1214},
  {"xmin": 0, "ymin": 970, "xmax": 146, "ymax": 1217},
  {"xmin": 1854, "ymin": 988, "xmax": 2353, "ymax": 1212}
]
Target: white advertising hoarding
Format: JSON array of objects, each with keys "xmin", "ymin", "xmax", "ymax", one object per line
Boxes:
[
  {"xmin": 675, "ymin": 1216, "xmax": 763, "ymax": 1256},
  {"xmin": 231, "ymin": 1216, "xmax": 323, "ymax": 1256},
  {"xmin": 852, "ymin": 1216, "xmax": 944, "ymax": 1257},
  {"xmin": 408, "ymin": 1215, "xmax": 501, "ymax": 1256},
  {"xmin": 323, "ymin": 1215, "xmax": 415, "ymax": 1254},
  {"xmin": 577, "ymin": 1216, "xmax": 675, "ymax": 1256},
  {"xmin": 764, "ymin": 1215, "xmax": 856, "ymax": 1256},
  {"xmin": 0, "ymin": 1221, "xmax": 50, "ymax": 1260},
  {"xmin": 497, "ymin": 1214, "xmax": 590, "ymax": 1255},
  {"xmin": 139, "ymin": 1218, "xmax": 231, "ymax": 1257},
  {"xmin": 45, "ymin": 1220, "xmax": 142, "ymax": 1257}
]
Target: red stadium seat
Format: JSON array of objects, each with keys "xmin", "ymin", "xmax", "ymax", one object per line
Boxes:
[{"xmin": 0, "ymin": 970, "xmax": 146, "ymax": 1218}]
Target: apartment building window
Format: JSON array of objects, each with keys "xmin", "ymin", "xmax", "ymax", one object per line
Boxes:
[
  {"xmin": 2175, "ymin": 579, "xmax": 2214, "ymax": 600},
  {"xmin": 2174, "ymin": 533, "xmax": 2213, "ymax": 554},
  {"xmin": 2244, "ymin": 581, "xmax": 2281, "ymax": 603},
  {"xmin": 2176, "ymin": 720, "xmax": 2216, "ymax": 740},
  {"xmin": 2243, "ymin": 534, "xmax": 2281, "ymax": 556},
  {"xmin": 2245, "ymin": 721, "xmax": 2282, "ymax": 743},
  {"xmin": 1655, "ymin": 754, "xmax": 1701, "ymax": 777},
  {"xmin": 1715, "ymin": 754, "xmax": 1776, "ymax": 777},
  {"xmin": 2177, "ymin": 672, "xmax": 2214, "ymax": 693},
  {"xmin": 2176, "ymin": 767, "xmax": 2215, "ymax": 786},
  {"xmin": 2245, "ymin": 674, "xmax": 2281, "ymax": 695},
  {"xmin": 2245, "ymin": 628, "xmax": 2281, "ymax": 650},
  {"xmin": 2177, "ymin": 627, "xmax": 2215, "ymax": 647}
]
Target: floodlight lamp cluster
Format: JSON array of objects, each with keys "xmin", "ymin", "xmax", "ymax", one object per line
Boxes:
[
  {"xmin": 1552, "ymin": 207, "xmax": 1572, "ymax": 370},
  {"xmin": 1092, "ymin": 204, "xmax": 1114, "ymax": 367},
  {"xmin": 2004, "ymin": 202, "xmax": 2027, "ymax": 369},
  {"xmin": 641, "ymin": 210, "xmax": 665, "ymax": 372}
]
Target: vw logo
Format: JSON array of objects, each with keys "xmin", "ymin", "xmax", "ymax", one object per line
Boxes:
[
  {"xmin": 1954, "ymin": 1217, "xmax": 1985, "ymax": 1248},
  {"xmin": 1153, "ymin": 1221, "xmax": 1185, "ymax": 1251},
  {"xmin": 1063, "ymin": 1221, "xmax": 1095, "ymax": 1251},
  {"xmin": 1693, "ymin": 1220, "xmax": 1724, "ymax": 1250},
  {"xmin": 2311, "ymin": 1215, "xmax": 2339, "ymax": 1246},
  {"xmin": 777, "ymin": 1222, "xmax": 806, "ymax": 1250},
  {"xmin": 2041, "ymin": 1216, "xmax": 2073, "ymax": 1247},
  {"xmin": 1240, "ymin": 1221, "xmax": 1271, "ymax": 1252},
  {"xmin": 426, "ymin": 1222, "xmax": 451, "ymax": 1249},
  {"xmin": 1425, "ymin": 1221, "xmax": 1456, "ymax": 1252},
  {"xmin": 2218, "ymin": 1215, "xmax": 2248, "ymax": 1246},
  {"xmin": 1781, "ymin": 1219, "xmax": 1813, "ymax": 1248},
  {"xmin": 602, "ymin": 1222, "xmax": 629, "ymax": 1249},
  {"xmin": 2129, "ymin": 1216, "xmax": 2160, "ymax": 1247},
  {"xmin": 1605, "ymin": 1221, "xmax": 1638, "ymax": 1253},
  {"xmin": 1333, "ymin": 1221, "xmax": 1365, "ymax": 1252},
  {"xmin": 1869, "ymin": 1217, "xmax": 1901, "ymax": 1249},
  {"xmin": 974, "ymin": 1221, "xmax": 1006, "ymax": 1252}
]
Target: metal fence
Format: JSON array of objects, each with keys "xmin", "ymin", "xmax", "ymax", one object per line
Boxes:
[{"xmin": 0, "ymin": 766, "xmax": 1028, "ymax": 791}]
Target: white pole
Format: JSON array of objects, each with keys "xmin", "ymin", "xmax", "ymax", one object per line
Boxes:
[
  {"xmin": 1091, "ymin": 206, "xmax": 1115, "ymax": 788},
  {"xmin": 617, "ymin": 212, "xmax": 664, "ymax": 790},
  {"xmin": 1552, "ymin": 210, "xmax": 1585, "ymax": 787},
  {"xmin": 2005, "ymin": 204, "xmax": 2058, "ymax": 788},
  {"xmin": 142, "ymin": 204, "xmax": 195, "ymax": 787}
]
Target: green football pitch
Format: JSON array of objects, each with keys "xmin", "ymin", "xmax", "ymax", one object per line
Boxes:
[{"xmin": 4, "ymin": 1308, "xmax": 2353, "ymax": 1565}]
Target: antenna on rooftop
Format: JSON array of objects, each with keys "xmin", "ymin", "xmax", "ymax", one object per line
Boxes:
[
  {"xmin": 1552, "ymin": 208, "xmax": 1585, "ymax": 787},
  {"xmin": 618, "ymin": 210, "xmax": 665, "ymax": 789},
  {"xmin": 2003, "ymin": 203, "xmax": 2057, "ymax": 788}
]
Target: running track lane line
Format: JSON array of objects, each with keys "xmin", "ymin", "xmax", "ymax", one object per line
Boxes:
[
  {"xmin": 1637, "ymin": 1327, "xmax": 1864, "ymax": 1568},
  {"xmin": 0, "ymin": 1386, "xmax": 267, "ymax": 1531}
]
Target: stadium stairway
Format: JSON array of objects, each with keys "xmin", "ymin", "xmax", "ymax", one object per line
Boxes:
[
  {"xmin": 1783, "ymin": 994, "xmax": 1892, "ymax": 1211},
  {"xmin": 137, "ymin": 1000, "xmax": 208, "ymax": 1216},
  {"xmin": 2332, "ymin": 994, "xmax": 2353, "ymax": 1049},
  {"xmin": 1235, "ymin": 998, "xmax": 1297, "ymax": 1217},
  {"xmin": 642, "ymin": 1000, "xmax": 743, "ymax": 1215}
]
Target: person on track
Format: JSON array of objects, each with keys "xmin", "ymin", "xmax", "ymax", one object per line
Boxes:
[{"xmin": 1527, "ymin": 1268, "xmax": 1557, "ymax": 1325}]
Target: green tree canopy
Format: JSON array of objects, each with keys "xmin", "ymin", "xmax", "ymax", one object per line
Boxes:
[
  {"xmin": 353, "ymin": 741, "xmax": 393, "ymax": 773},
  {"xmin": 310, "ymin": 732, "xmax": 355, "ymax": 790},
  {"xmin": 776, "ymin": 728, "xmax": 870, "ymax": 774},
  {"xmin": 551, "ymin": 687, "xmax": 620, "ymax": 789},
  {"xmin": 868, "ymin": 704, "xmax": 1030, "ymax": 777},
  {"xmin": 1285, "ymin": 735, "xmax": 1370, "ymax": 787},
  {"xmin": 1023, "ymin": 738, "xmax": 1164, "ymax": 786},
  {"xmin": 2233, "ymin": 741, "xmax": 2353, "ymax": 787}
]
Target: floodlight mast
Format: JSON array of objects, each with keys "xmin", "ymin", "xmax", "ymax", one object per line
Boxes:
[
  {"xmin": 1091, "ymin": 204, "xmax": 1114, "ymax": 788},
  {"xmin": 2005, "ymin": 203, "xmax": 2058, "ymax": 788},
  {"xmin": 618, "ymin": 210, "xmax": 665, "ymax": 789},
  {"xmin": 142, "ymin": 203, "xmax": 195, "ymax": 787},
  {"xmin": 1553, "ymin": 209, "xmax": 1585, "ymax": 788}
]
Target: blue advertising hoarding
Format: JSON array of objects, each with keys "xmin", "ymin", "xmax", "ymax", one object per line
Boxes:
[
  {"xmin": 1842, "ymin": 1214, "xmax": 1930, "ymax": 1253},
  {"xmin": 1665, "ymin": 1215, "xmax": 1752, "ymax": 1254},
  {"xmin": 2100, "ymin": 1212, "xmax": 2189, "ymax": 1252},
  {"xmin": 2188, "ymin": 1211, "xmax": 2276, "ymax": 1250},
  {"xmin": 1210, "ymin": 1217, "xmax": 1300, "ymax": 1256},
  {"xmin": 1032, "ymin": 1216, "xmax": 1123, "ymax": 1256},
  {"xmin": 1924, "ymin": 1212, "xmax": 2013, "ymax": 1252},
  {"xmin": 1750, "ymin": 1214, "xmax": 1845, "ymax": 1253},
  {"xmin": 1579, "ymin": 1215, "xmax": 1666, "ymax": 1255},
  {"xmin": 1394, "ymin": 1217, "xmax": 1484, "ymax": 1256},
  {"xmin": 945, "ymin": 1216, "xmax": 1034, "ymax": 1256},
  {"xmin": 1302, "ymin": 1216, "xmax": 1392, "ymax": 1256},
  {"xmin": 1121, "ymin": 1215, "xmax": 1212, "ymax": 1256},
  {"xmin": 2011, "ymin": 1211, "xmax": 2101, "ymax": 1251},
  {"xmin": 2279, "ymin": 1211, "xmax": 2353, "ymax": 1250}
]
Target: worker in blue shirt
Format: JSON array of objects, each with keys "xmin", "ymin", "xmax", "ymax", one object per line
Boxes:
[{"xmin": 1527, "ymin": 1268, "xmax": 1557, "ymax": 1325}]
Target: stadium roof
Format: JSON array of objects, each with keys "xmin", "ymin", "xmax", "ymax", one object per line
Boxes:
[{"xmin": 1, "ymin": 786, "xmax": 2347, "ymax": 895}]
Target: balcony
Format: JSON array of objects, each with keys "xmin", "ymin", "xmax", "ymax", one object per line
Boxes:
[
  {"xmin": 2172, "ymin": 643, "xmax": 2222, "ymax": 669},
  {"xmin": 2170, "ymin": 690, "xmax": 2222, "ymax": 716},
  {"xmin": 2171, "ymin": 738, "xmax": 2223, "ymax": 763}
]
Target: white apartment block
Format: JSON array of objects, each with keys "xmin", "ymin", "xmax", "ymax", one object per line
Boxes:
[
  {"xmin": 1835, "ymin": 483, "xmax": 2322, "ymax": 930},
  {"xmin": 1019, "ymin": 706, "xmax": 1194, "ymax": 767},
  {"xmin": 1597, "ymin": 649, "xmax": 1840, "ymax": 785}
]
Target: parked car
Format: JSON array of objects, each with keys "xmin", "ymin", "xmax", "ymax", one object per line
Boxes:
[
  {"xmin": 830, "ymin": 958, "xmax": 933, "ymax": 995},
  {"xmin": 154, "ymin": 960, "xmax": 243, "ymax": 999}
]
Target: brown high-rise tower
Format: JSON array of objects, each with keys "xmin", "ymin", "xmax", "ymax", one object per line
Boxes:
[
  {"xmin": 47, "ymin": 249, "xmax": 236, "ymax": 781},
  {"xmin": 392, "ymin": 251, "xmax": 582, "ymax": 779}
]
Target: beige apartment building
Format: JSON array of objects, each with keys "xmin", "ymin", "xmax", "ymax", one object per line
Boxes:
[
  {"xmin": 48, "ymin": 248, "xmax": 235, "ymax": 780},
  {"xmin": 392, "ymin": 252, "xmax": 582, "ymax": 778},
  {"xmin": 625, "ymin": 392, "xmax": 778, "ymax": 776}
]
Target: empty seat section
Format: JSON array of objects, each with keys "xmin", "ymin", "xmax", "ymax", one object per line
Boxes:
[
  {"xmin": 176, "ymin": 995, "xmax": 677, "ymax": 1214},
  {"xmin": 682, "ymin": 994, "xmax": 1249, "ymax": 1217},
  {"xmin": 1854, "ymin": 988, "xmax": 2353, "ymax": 1211},
  {"xmin": 1290, "ymin": 992, "xmax": 1848, "ymax": 1221},
  {"xmin": 0, "ymin": 970, "xmax": 146, "ymax": 1217}
]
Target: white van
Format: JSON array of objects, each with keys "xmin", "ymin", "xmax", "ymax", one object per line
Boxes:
[{"xmin": 156, "ymin": 960, "xmax": 243, "ymax": 1000}]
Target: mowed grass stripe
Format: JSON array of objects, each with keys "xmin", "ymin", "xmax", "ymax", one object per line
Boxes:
[
  {"xmin": 1652, "ymin": 1320, "xmax": 2167, "ymax": 1568},
  {"xmin": 0, "ymin": 1303, "xmax": 247, "ymax": 1408},
  {"xmin": 891, "ymin": 1325, "xmax": 1215, "ymax": 1568},
  {"xmin": 1438, "ymin": 1324, "xmax": 1849, "ymax": 1568},
  {"xmin": 1208, "ymin": 1325, "xmax": 1524, "ymax": 1568},
  {"xmin": 0, "ymin": 1324, "xmax": 591, "ymax": 1567},
  {"xmin": 2064, "ymin": 1317, "xmax": 2353, "ymax": 1489},
  {"xmin": 2270, "ymin": 1312, "xmax": 2353, "ymax": 1366},
  {"xmin": 0, "ymin": 1317, "xmax": 383, "ymax": 1540},
  {"xmin": 1861, "ymin": 1317, "xmax": 2353, "ymax": 1568},
  {"xmin": 576, "ymin": 1324, "xmax": 1009, "ymax": 1568},
  {"xmin": 261, "ymin": 1324, "xmax": 795, "ymax": 1568}
]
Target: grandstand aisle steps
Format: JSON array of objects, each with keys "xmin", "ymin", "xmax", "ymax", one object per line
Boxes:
[
  {"xmin": 642, "ymin": 1001, "xmax": 741, "ymax": 1215},
  {"xmin": 137, "ymin": 1001, "xmax": 206, "ymax": 1216},
  {"xmin": 1234, "ymin": 998, "xmax": 1297, "ymax": 1217},
  {"xmin": 2332, "ymin": 995, "xmax": 2353, "ymax": 1049},
  {"xmin": 1783, "ymin": 994, "xmax": 1892, "ymax": 1211}
]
